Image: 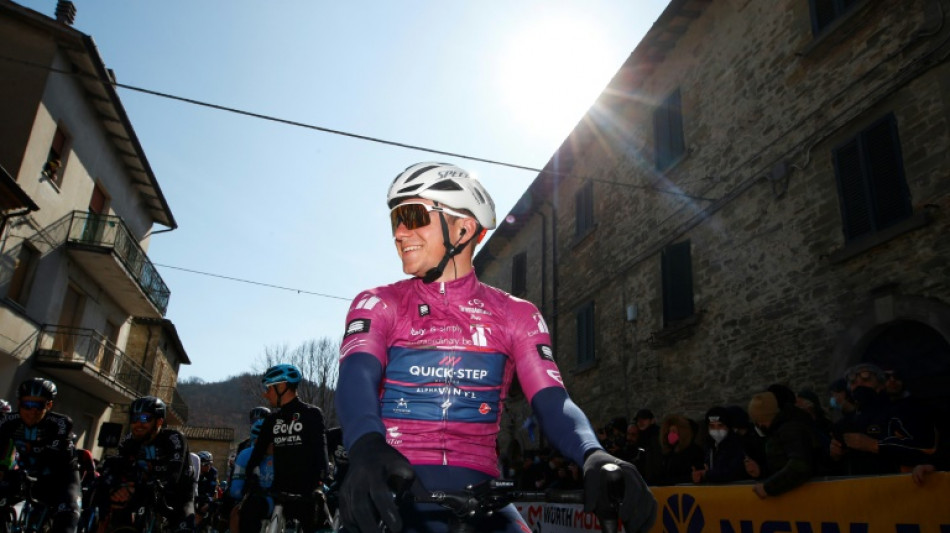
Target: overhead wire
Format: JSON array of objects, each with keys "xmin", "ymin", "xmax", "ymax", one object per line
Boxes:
[
  {"xmin": 153, "ymin": 263, "xmax": 351, "ymax": 301},
  {"xmin": 0, "ymin": 54, "xmax": 714, "ymax": 201}
]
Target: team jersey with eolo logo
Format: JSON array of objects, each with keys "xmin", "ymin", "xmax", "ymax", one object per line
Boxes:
[{"xmin": 340, "ymin": 271, "xmax": 564, "ymax": 476}]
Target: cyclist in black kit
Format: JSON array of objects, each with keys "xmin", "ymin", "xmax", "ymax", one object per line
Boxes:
[
  {"xmin": 96, "ymin": 396, "xmax": 196, "ymax": 533},
  {"xmin": 245, "ymin": 364, "xmax": 331, "ymax": 532},
  {"xmin": 0, "ymin": 378, "xmax": 81, "ymax": 533}
]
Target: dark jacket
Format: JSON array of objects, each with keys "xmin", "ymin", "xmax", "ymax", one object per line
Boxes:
[
  {"xmin": 656, "ymin": 415, "xmax": 704, "ymax": 486},
  {"xmin": 759, "ymin": 406, "xmax": 817, "ymax": 496},
  {"xmin": 703, "ymin": 431, "xmax": 747, "ymax": 483}
]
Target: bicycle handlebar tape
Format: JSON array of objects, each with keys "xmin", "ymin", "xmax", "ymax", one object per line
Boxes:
[
  {"xmin": 339, "ymin": 432, "xmax": 415, "ymax": 533},
  {"xmin": 583, "ymin": 449, "xmax": 658, "ymax": 533}
]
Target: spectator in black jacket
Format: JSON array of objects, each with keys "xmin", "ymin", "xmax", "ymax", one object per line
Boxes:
[
  {"xmin": 746, "ymin": 391, "xmax": 818, "ymax": 499},
  {"xmin": 692, "ymin": 406, "xmax": 747, "ymax": 484}
]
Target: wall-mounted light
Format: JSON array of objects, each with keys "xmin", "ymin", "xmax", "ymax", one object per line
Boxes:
[{"xmin": 625, "ymin": 303, "xmax": 638, "ymax": 322}]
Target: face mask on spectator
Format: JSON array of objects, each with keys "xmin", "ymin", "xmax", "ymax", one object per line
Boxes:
[
  {"xmin": 709, "ymin": 429, "xmax": 728, "ymax": 443},
  {"xmin": 667, "ymin": 432, "xmax": 680, "ymax": 446}
]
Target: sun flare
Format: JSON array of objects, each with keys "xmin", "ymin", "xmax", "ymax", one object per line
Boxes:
[{"xmin": 497, "ymin": 15, "xmax": 619, "ymax": 140}]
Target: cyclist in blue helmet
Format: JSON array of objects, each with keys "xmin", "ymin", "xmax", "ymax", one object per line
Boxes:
[
  {"xmin": 0, "ymin": 377, "xmax": 80, "ymax": 533},
  {"xmin": 244, "ymin": 364, "xmax": 331, "ymax": 531}
]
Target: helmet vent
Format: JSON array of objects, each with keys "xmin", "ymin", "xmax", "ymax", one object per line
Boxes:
[{"xmin": 428, "ymin": 180, "xmax": 464, "ymax": 192}]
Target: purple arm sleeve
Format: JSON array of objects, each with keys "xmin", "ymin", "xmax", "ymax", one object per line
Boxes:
[
  {"xmin": 531, "ymin": 386, "xmax": 603, "ymax": 466},
  {"xmin": 336, "ymin": 352, "xmax": 387, "ymax": 450}
]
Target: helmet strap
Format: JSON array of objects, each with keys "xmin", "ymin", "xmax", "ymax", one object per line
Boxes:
[{"xmin": 422, "ymin": 206, "xmax": 474, "ymax": 284}]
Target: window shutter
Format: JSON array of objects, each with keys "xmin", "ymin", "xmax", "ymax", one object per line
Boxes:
[
  {"xmin": 834, "ymin": 139, "xmax": 873, "ymax": 240},
  {"xmin": 662, "ymin": 240, "xmax": 694, "ymax": 324},
  {"xmin": 865, "ymin": 117, "xmax": 911, "ymax": 230}
]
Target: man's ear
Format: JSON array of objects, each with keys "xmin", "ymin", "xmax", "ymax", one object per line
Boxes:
[{"xmin": 460, "ymin": 217, "xmax": 478, "ymax": 240}]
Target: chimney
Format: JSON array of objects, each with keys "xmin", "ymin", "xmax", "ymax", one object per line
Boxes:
[{"xmin": 55, "ymin": 0, "xmax": 77, "ymax": 26}]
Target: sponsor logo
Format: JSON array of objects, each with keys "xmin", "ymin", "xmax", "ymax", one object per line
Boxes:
[
  {"xmin": 471, "ymin": 324, "xmax": 491, "ymax": 347},
  {"xmin": 467, "ymin": 299, "xmax": 485, "ymax": 308},
  {"xmin": 415, "ymin": 386, "xmax": 476, "ymax": 399},
  {"xmin": 664, "ymin": 494, "xmax": 704, "ymax": 533},
  {"xmin": 394, "ymin": 397, "xmax": 410, "ymax": 414},
  {"xmin": 355, "ymin": 295, "xmax": 381, "ymax": 310},
  {"xmin": 479, "ymin": 403, "xmax": 491, "ymax": 415},
  {"xmin": 419, "ymin": 304, "xmax": 430, "ymax": 317},
  {"xmin": 344, "ymin": 319, "xmax": 370, "ymax": 338},
  {"xmin": 409, "ymin": 365, "xmax": 488, "ymax": 380},
  {"xmin": 546, "ymin": 369, "xmax": 563, "ymax": 384},
  {"xmin": 534, "ymin": 313, "xmax": 550, "ymax": 334},
  {"xmin": 536, "ymin": 344, "xmax": 554, "ymax": 362},
  {"xmin": 438, "ymin": 169, "xmax": 468, "ymax": 179},
  {"xmin": 459, "ymin": 305, "xmax": 491, "ymax": 316},
  {"xmin": 273, "ymin": 415, "xmax": 304, "ymax": 444},
  {"xmin": 410, "ymin": 328, "xmax": 426, "ymax": 336}
]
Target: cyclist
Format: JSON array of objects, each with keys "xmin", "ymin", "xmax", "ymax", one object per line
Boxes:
[
  {"xmin": 0, "ymin": 378, "xmax": 81, "ymax": 533},
  {"xmin": 195, "ymin": 452, "xmax": 218, "ymax": 530},
  {"xmin": 336, "ymin": 162, "xmax": 658, "ymax": 533},
  {"xmin": 235, "ymin": 407, "xmax": 271, "ymax": 458},
  {"xmin": 97, "ymin": 396, "xmax": 196, "ymax": 533},
  {"xmin": 245, "ymin": 364, "xmax": 332, "ymax": 532},
  {"xmin": 230, "ymin": 420, "xmax": 274, "ymax": 533}
]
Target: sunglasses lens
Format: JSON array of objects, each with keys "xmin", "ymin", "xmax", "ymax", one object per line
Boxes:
[
  {"xmin": 132, "ymin": 414, "xmax": 153, "ymax": 423},
  {"xmin": 20, "ymin": 400, "xmax": 45, "ymax": 410},
  {"xmin": 391, "ymin": 204, "xmax": 430, "ymax": 232}
]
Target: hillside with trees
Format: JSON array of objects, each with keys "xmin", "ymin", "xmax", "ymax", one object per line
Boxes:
[{"xmin": 178, "ymin": 337, "xmax": 339, "ymax": 441}]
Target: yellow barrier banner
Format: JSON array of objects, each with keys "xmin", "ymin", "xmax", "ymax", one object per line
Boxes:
[{"xmin": 516, "ymin": 473, "xmax": 950, "ymax": 533}]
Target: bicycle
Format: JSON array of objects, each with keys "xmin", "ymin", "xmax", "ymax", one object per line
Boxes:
[
  {"xmin": 264, "ymin": 492, "xmax": 305, "ymax": 533},
  {"xmin": 0, "ymin": 473, "xmax": 53, "ymax": 533},
  {"xmin": 99, "ymin": 481, "xmax": 173, "ymax": 533},
  {"xmin": 381, "ymin": 464, "xmax": 626, "ymax": 533}
]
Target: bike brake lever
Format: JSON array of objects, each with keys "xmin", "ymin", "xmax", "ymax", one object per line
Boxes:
[{"xmin": 598, "ymin": 463, "xmax": 624, "ymax": 533}]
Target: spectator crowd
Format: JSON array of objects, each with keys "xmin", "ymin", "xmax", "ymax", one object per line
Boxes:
[{"xmin": 501, "ymin": 362, "xmax": 948, "ymax": 497}]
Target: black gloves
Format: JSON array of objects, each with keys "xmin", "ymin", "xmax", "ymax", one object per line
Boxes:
[
  {"xmin": 583, "ymin": 449, "xmax": 657, "ymax": 533},
  {"xmin": 339, "ymin": 432, "xmax": 415, "ymax": 533}
]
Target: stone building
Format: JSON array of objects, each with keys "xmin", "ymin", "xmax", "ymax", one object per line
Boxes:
[
  {"xmin": 0, "ymin": 0, "xmax": 191, "ymax": 457},
  {"xmin": 181, "ymin": 426, "xmax": 236, "ymax": 477},
  {"xmin": 475, "ymin": 0, "xmax": 950, "ymax": 453}
]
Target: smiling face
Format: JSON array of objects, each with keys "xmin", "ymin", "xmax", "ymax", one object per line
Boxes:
[{"xmin": 392, "ymin": 198, "xmax": 476, "ymax": 282}]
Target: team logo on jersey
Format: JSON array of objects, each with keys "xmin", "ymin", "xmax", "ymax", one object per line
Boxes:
[
  {"xmin": 419, "ymin": 304, "xmax": 430, "ymax": 317},
  {"xmin": 394, "ymin": 397, "xmax": 410, "ymax": 414},
  {"xmin": 536, "ymin": 344, "xmax": 554, "ymax": 362},
  {"xmin": 344, "ymin": 319, "xmax": 371, "ymax": 338}
]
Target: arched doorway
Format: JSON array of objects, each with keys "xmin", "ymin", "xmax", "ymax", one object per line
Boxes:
[{"xmin": 862, "ymin": 320, "xmax": 950, "ymax": 411}]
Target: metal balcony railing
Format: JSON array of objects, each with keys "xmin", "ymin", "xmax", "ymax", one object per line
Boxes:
[
  {"xmin": 35, "ymin": 325, "xmax": 153, "ymax": 398},
  {"xmin": 65, "ymin": 211, "xmax": 170, "ymax": 315},
  {"xmin": 154, "ymin": 385, "xmax": 190, "ymax": 424}
]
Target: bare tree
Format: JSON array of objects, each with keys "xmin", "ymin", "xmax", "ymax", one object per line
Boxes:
[{"xmin": 254, "ymin": 337, "xmax": 339, "ymax": 426}]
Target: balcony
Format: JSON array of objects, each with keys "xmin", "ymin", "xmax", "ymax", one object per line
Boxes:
[
  {"xmin": 63, "ymin": 211, "xmax": 169, "ymax": 317},
  {"xmin": 154, "ymin": 385, "xmax": 190, "ymax": 425},
  {"xmin": 32, "ymin": 325, "xmax": 152, "ymax": 403}
]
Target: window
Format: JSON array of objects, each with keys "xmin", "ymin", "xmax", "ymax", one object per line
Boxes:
[
  {"xmin": 42, "ymin": 126, "xmax": 69, "ymax": 187},
  {"xmin": 511, "ymin": 252, "xmax": 527, "ymax": 296},
  {"xmin": 662, "ymin": 240, "xmax": 694, "ymax": 325},
  {"xmin": 809, "ymin": 0, "xmax": 861, "ymax": 35},
  {"xmin": 6, "ymin": 241, "xmax": 40, "ymax": 306},
  {"xmin": 576, "ymin": 301, "xmax": 595, "ymax": 366},
  {"xmin": 833, "ymin": 114, "xmax": 911, "ymax": 242},
  {"xmin": 575, "ymin": 180, "xmax": 594, "ymax": 238},
  {"xmin": 654, "ymin": 88, "xmax": 685, "ymax": 171}
]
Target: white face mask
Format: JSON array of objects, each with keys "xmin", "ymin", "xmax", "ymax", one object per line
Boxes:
[{"xmin": 709, "ymin": 429, "xmax": 728, "ymax": 444}]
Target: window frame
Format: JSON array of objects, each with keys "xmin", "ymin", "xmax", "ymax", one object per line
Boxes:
[
  {"xmin": 653, "ymin": 88, "xmax": 686, "ymax": 171},
  {"xmin": 575, "ymin": 300, "xmax": 596, "ymax": 368},
  {"xmin": 511, "ymin": 251, "xmax": 527, "ymax": 297},
  {"xmin": 43, "ymin": 125, "xmax": 70, "ymax": 189},
  {"xmin": 809, "ymin": 0, "xmax": 861, "ymax": 36},
  {"xmin": 6, "ymin": 240, "xmax": 40, "ymax": 307},
  {"xmin": 832, "ymin": 113, "xmax": 912, "ymax": 242},
  {"xmin": 574, "ymin": 180, "xmax": 595, "ymax": 239},
  {"xmin": 661, "ymin": 240, "xmax": 695, "ymax": 326}
]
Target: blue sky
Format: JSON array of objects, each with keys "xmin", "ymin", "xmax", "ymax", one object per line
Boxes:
[{"xmin": 22, "ymin": 1, "xmax": 667, "ymax": 381}]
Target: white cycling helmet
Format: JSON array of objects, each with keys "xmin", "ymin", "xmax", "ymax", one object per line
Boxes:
[{"xmin": 387, "ymin": 162, "xmax": 497, "ymax": 230}]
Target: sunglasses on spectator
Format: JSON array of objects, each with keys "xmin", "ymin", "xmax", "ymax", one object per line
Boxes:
[
  {"xmin": 390, "ymin": 202, "xmax": 470, "ymax": 233},
  {"xmin": 19, "ymin": 400, "xmax": 47, "ymax": 411},
  {"xmin": 131, "ymin": 413, "xmax": 155, "ymax": 423}
]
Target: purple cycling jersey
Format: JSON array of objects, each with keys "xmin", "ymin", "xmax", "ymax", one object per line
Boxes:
[{"xmin": 340, "ymin": 271, "xmax": 564, "ymax": 476}]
